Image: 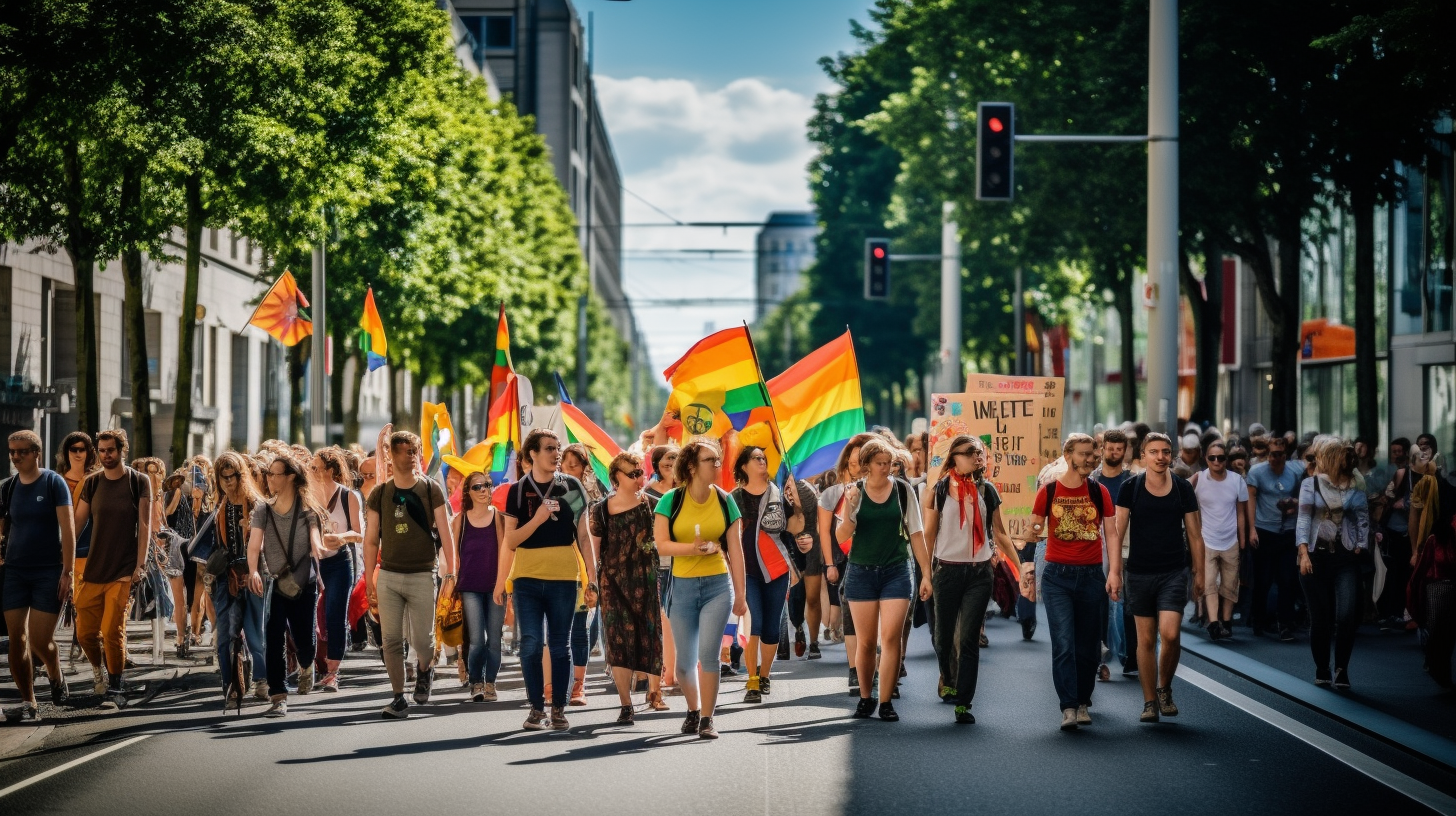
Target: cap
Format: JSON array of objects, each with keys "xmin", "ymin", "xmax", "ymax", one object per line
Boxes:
[
  {"xmin": 1248, "ymin": 422, "xmax": 1268, "ymax": 438},
  {"xmin": 1181, "ymin": 432, "xmax": 1201, "ymax": 450}
]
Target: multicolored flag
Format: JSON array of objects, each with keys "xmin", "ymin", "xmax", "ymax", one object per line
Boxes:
[
  {"xmin": 661, "ymin": 326, "xmax": 771, "ymax": 439},
  {"xmin": 358, "ymin": 287, "xmax": 388, "ymax": 372},
  {"xmin": 247, "ymin": 270, "xmax": 312, "ymax": 346},
  {"xmin": 766, "ymin": 331, "xmax": 866, "ymax": 480},
  {"xmin": 486, "ymin": 370, "xmax": 520, "ymax": 482},
  {"xmin": 555, "ymin": 372, "xmax": 622, "ymax": 485},
  {"xmin": 490, "ymin": 304, "xmax": 513, "ymax": 404},
  {"xmin": 420, "ymin": 402, "xmax": 458, "ymax": 476}
]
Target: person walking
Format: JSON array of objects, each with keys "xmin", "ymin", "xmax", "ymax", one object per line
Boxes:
[
  {"xmin": 591, "ymin": 451, "xmax": 667, "ymax": 722},
  {"xmin": 922, "ymin": 435, "xmax": 1015, "ymax": 724},
  {"xmin": 310, "ymin": 448, "xmax": 362, "ymax": 692},
  {"xmin": 730, "ymin": 446, "xmax": 804, "ymax": 704},
  {"xmin": 1247, "ymin": 435, "xmax": 1305, "ymax": 640},
  {"xmin": 1191, "ymin": 440, "xmax": 1249, "ymax": 640},
  {"xmin": 561, "ymin": 442, "xmax": 606, "ymax": 704},
  {"xmin": 365, "ymin": 431, "xmax": 458, "ymax": 719},
  {"xmin": 1028, "ymin": 433, "xmax": 1114, "ymax": 731},
  {"xmin": 499, "ymin": 429, "xmax": 596, "ymax": 732},
  {"xmin": 645, "ymin": 444, "xmax": 680, "ymax": 691},
  {"xmin": 1106, "ymin": 432, "xmax": 1205, "ymax": 724},
  {"xmin": 820, "ymin": 432, "xmax": 877, "ymax": 693},
  {"xmin": 247, "ymin": 451, "xmax": 326, "ymax": 718},
  {"xmin": 1295, "ymin": 437, "xmax": 1370, "ymax": 690},
  {"xmin": 73, "ymin": 430, "xmax": 151, "ymax": 710},
  {"xmin": 452, "ymin": 469, "xmax": 505, "ymax": 702},
  {"xmin": 209, "ymin": 452, "xmax": 270, "ymax": 707},
  {"xmin": 834, "ymin": 437, "xmax": 932, "ymax": 722},
  {"xmin": 161, "ymin": 467, "xmax": 202, "ymax": 658},
  {"xmin": 784, "ymin": 476, "xmax": 822, "ymax": 659},
  {"xmin": 1, "ymin": 431, "xmax": 77, "ymax": 721},
  {"xmin": 652, "ymin": 438, "xmax": 747, "ymax": 739},
  {"xmin": 1090, "ymin": 429, "xmax": 1133, "ymax": 678},
  {"xmin": 1378, "ymin": 438, "xmax": 1416, "ymax": 629}
]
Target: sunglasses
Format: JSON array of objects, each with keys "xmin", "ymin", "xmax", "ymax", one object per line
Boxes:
[
  {"xmin": 1206, "ymin": 455, "xmax": 1226, "ymax": 462},
  {"xmin": 469, "ymin": 483, "xmax": 493, "ymax": 492},
  {"xmin": 69, "ymin": 446, "xmax": 88, "ymax": 454},
  {"xmin": 220, "ymin": 472, "xmax": 240, "ymax": 482},
  {"xmin": 1304, "ymin": 456, "xmax": 1315, "ymax": 463},
  {"xmin": 7, "ymin": 448, "xmax": 36, "ymax": 457},
  {"xmin": 618, "ymin": 469, "xmax": 644, "ymax": 480}
]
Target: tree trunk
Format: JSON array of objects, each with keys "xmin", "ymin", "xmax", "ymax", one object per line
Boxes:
[
  {"xmin": 1239, "ymin": 227, "xmax": 1301, "ymax": 435},
  {"xmin": 61, "ymin": 140, "xmax": 100, "ymax": 432},
  {"xmin": 1111, "ymin": 281, "xmax": 1137, "ymax": 421},
  {"xmin": 344, "ymin": 347, "xmax": 364, "ymax": 447},
  {"xmin": 119, "ymin": 166, "xmax": 153, "ymax": 456},
  {"xmin": 1183, "ymin": 239, "xmax": 1225, "ymax": 425},
  {"xmin": 329, "ymin": 330, "xmax": 346, "ymax": 445},
  {"xmin": 171, "ymin": 173, "xmax": 204, "ymax": 467},
  {"xmin": 1352, "ymin": 187, "xmax": 1378, "ymax": 444},
  {"xmin": 288, "ymin": 338, "xmax": 308, "ymax": 445}
]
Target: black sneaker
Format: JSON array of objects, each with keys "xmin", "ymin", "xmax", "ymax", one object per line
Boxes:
[
  {"xmin": 1206, "ymin": 620, "xmax": 1221, "ymax": 640},
  {"xmin": 719, "ymin": 663, "xmax": 739, "ymax": 678},
  {"xmin": 104, "ymin": 686, "xmax": 127, "ymax": 711},
  {"xmin": 413, "ymin": 667, "xmax": 433, "ymax": 705},
  {"xmin": 760, "ymin": 677, "xmax": 772, "ymax": 696},
  {"xmin": 744, "ymin": 684, "xmax": 763, "ymax": 704},
  {"xmin": 807, "ymin": 641, "xmax": 822, "ymax": 660},
  {"xmin": 50, "ymin": 678, "xmax": 70, "ymax": 707},
  {"xmin": 381, "ymin": 693, "xmax": 409, "ymax": 719},
  {"xmin": 681, "ymin": 710, "xmax": 701, "ymax": 734},
  {"xmin": 1314, "ymin": 667, "xmax": 1332, "ymax": 687},
  {"xmin": 1279, "ymin": 628, "xmax": 1295, "ymax": 642},
  {"xmin": 1333, "ymin": 667, "xmax": 1351, "ymax": 690},
  {"xmin": 878, "ymin": 701, "xmax": 899, "ymax": 721},
  {"xmin": 615, "ymin": 705, "xmax": 634, "ymax": 725},
  {"xmin": 1021, "ymin": 618, "xmax": 1036, "ymax": 641},
  {"xmin": 794, "ymin": 627, "xmax": 806, "ymax": 658},
  {"xmin": 853, "ymin": 697, "xmax": 876, "ymax": 718},
  {"xmin": 697, "ymin": 716, "xmax": 719, "ymax": 739},
  {"xmin": 954, "ymin": 705, "xmax": 975, "ymax": 724}
]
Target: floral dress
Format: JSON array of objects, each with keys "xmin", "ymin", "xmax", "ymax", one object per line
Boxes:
[{"xmin": 590, "ymin": 496, "xmax": 664, "ymax": 676}]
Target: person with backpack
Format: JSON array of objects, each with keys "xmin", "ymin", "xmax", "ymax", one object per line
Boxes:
[
  {"xmin": 652, "ymin": 438, "xmax": 747, "ymax": 739},
  {"xmin": 365, "ymin": 430, "xmax": 459, "ymax": 719},
  {"xmin": 1106, "ymin": 432, "xmax": 1205, "ymax": 723},
  {"xmin": 73, "ymin": 429, "xmax": 151, "ymax": 710},
  {"xmin": 922, "ymin": 435, "xmax": 1016, "ymax": 725},
  {"xmin": 208, "ymin": 451, "xmax": 270, "ymax": 708},
  {"xmin": 1, "ymin": 430, "xmax": 77, "ymax": 721},
  {"xmin": 730, "ymin": 445, "xmax": 804, "ymax": 704},
  {"xmin": 819, "ymin": 432, "xmax": 878, "ymax": 693},
  {"xmin": 498, "ymin": 429, "xmax": 596, "ymax": 732},
  {"xmin": 834, "ymin": 437, "xmax": 932, "ymax": 723},
  {"xmin": 310, "ymin": 447, "xmax": 363, "ymax": 692},
  {"xmin": 1027, "ymin": 433, "xmax": 1114, "ymax": 731}
]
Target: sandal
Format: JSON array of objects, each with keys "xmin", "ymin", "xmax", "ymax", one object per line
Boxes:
[{"xmin": 647, "ymin": 691, "xmax": 669, "ymax": 711}]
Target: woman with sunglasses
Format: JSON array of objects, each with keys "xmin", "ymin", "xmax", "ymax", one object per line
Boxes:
[
  {"xmin": 645, "ymin": 445, "xmax": 680, "ymax": 691},
  {"xmin": 56, "ymin": 433, "xmax": 96, "ymax": 661},
  {"xmin": 592, "ymin": 451, "xmax": 668, "ymax": 722},
  {"xmin": 158, "ymin": 466, "xmax": 200, "ymax": 658},
  {"xmin": 210, "ymin": 451, "xmax": 270, "ymax": 705},
  {"xmin": 310, "ymin": 447, "xmax": 363, "ymax": 692},
  {"xmin": 730, "ymin": 445, "xmax": 803, "ymax": 704},
  {"xmin": 453, "ymin": 469, "xmax": 506, "ymax": 702},
  {"xmin": 653, "ymin": 438, "xmax": 747, "ymax": 739}
]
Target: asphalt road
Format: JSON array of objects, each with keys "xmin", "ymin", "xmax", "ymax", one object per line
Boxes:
[{"xmin": 2, "ymin": 615, "xmax": 1454, "ymax": 815}]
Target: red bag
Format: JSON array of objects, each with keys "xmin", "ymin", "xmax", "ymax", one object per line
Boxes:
[
  {"xmin": 835, "ymin": 493, "xmax": 853, "ymax": 556},
  {"xmin": 348, "ymin": 573, "xmax": 369, "ymax": 625},
  {"xmin": 757, "ymin": 529, "xmax": 790, "ymax": 581}
]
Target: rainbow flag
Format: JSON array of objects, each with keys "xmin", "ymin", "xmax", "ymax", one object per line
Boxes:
[
  {"xmin": 490, "ymin": 304, "xmax": 512, "ymax": 405},
  {"xmin": 358, "ymin": 287, "xmax": 388, "ymax": 372},
  {"xmin": 767, "ymin": 331, "xmax": 865, "ymax": 479},
  {"xmin": 420, "ymin": 402, "xmax": 458, "ymax": 475},
  {"xmin": 486, "ymin": 371, "xmax": 520, "ymax": 482},
  {"xmin": 560, "ymin": 402, "xmax": 622, "ymax": 485},
  {"xmin": 662, "ymin": 326, "xmax": 771, "ymax": 439},
  {"xmin": 247, "ymin": 270, "xmax": 312, "ymax": 346}
]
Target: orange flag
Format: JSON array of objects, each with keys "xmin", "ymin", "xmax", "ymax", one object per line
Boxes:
[{"xmin": 248, "ymin": 270, "xmax": 313, "ymax": 346}]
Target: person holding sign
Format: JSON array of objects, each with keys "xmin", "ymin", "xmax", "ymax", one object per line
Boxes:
[
  {"xmin": 922, "ymin": 435, "xmax": 1017, "ymax": 725},
  {"xmin": 835, "ymin": 438, "xmax": 933, "ymax": 722},
  {"xmin": 730, "ymin": 446, "xmax": 804, "ymax": 704},
  {"xmin": 1027, "ymin": 433, "xmax": 1114, "ymax": 732},
  {"xmin": 1105, "ymin": 432, "xmax": 1205, "ymax": 724}
]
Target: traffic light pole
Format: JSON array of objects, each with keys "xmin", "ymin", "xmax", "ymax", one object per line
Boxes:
[
  {"xmin": 940, "ymin": 202, "xmax": 962, "ymax": 393},
  {"xmin": 1145, "ymin": 0, "xmax": 1180, "ymax": 433}
]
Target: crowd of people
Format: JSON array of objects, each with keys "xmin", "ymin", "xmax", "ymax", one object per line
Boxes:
[{"xmin": 0, "ymin": 417, "xmax": 1453, "ymax": 737}]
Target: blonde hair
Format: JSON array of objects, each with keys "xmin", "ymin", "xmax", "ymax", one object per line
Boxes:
[
  {"xmin": 1063, "ymin": 433, "xmax": 1095, "ymax": 456},
  {"xmin": 857, "ymin": 437, "xmax": 896, "ymax": 471}
]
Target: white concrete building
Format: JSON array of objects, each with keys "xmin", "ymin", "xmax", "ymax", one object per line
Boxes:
[{"xmin": 755, "ymin": 212, "xmax": 819, "ymax": 320}]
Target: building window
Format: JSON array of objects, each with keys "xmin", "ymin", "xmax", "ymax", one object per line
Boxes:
[
  {"xmin": 569, "ymin": 165, "xmax": 579, "ymax": 214},
  {"xmin": 571, "ymin": 102, "xmax": 580, "ymax": 152},
  {"xmin": 230, "ymin": 333, "xmax": 249, "ymax": 451},
  {"xmin": 209, "ymin": 228, "xmax": 218, "ymax": 250},
  {"xmin": 230, "ymin": 232, "xmax": 239, "ymax": 259},
  {"xmin": 462, "ymin": 15, "xmax": 513, "ymax": 50},
  {"xmin": 245, "ymin": 238, "xmax": 253, "ymax": 266},
  {"xmin": 207, "ymin": 325, "xmax": 218, "ymax": 407},
  {"xmin": 1426, "ymin": 149, "xmax": 1453, "ymax": 334},
  {"xmin": 1429, "ymin": 364, "xmax": 1456, "ymax": 457}
]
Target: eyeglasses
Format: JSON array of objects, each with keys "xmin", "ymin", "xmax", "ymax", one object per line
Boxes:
[
  {"xmin": 750, "ymin": 455, "xmax": 767, "ymax": 463},
  {"xmin": 220, "ymin": 472, "xmax": 240, "ymax": 483},
  {"xmin": 1206, "ymin": 455, "xmax": 1226, "ymax": 462},
  {"xmin": 617, "ymin": 469, "xmax": 644, "ymax": 480},
  {"xmin": 468, "ymin": 483, "xmax": 492, "ymax": 492},
  {"xmin": 7, "ymin": 448, "xmax": 36, "ymax": 458},
  {"xmin": 698, "ymin": 457, "xmax": 721, "ymax": 466}
]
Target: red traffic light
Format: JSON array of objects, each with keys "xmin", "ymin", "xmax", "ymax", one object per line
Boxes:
[
  {"xmin": 873, "ymin": 247, "xmax": 886, "ymax": 259},
  {"xmin": 988, "ymin": 117, "xmax": 1004, "ymax": 133}
]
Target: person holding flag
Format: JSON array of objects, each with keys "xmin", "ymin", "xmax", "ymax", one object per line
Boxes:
[{"xmin": 730, "ymin": 445, "xmax": 804, "ymax": 704}]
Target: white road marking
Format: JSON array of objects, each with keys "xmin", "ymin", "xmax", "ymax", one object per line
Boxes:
[
  {"xmin": 1181, "ymin": 668, "xmax": 1456, "ymax": 815},
  {"xmin": 0, "ymin": 735, "xmax": 150, "ymax": 800}
]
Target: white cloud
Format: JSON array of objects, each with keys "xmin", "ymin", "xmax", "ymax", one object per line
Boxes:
[{"xmin": 595, "ymin": 75, "xmax": 818, "ymax": 375}]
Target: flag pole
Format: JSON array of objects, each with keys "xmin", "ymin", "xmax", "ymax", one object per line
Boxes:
[{"xmin": 741, "ymin": 321, "xmax": 797, "ymax": 488}]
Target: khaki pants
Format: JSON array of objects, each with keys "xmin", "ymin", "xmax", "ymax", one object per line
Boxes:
[
  {"xmin": 1204, "ymin": 546, "xmax": 1241, "ymax": 604},
  {"xmin": 75, "ymin": 578, "xmax": 132, "ymax": 678},
  {"xmin": 377, "ymin": 570, "xmax": 436, "ymax": 694}
]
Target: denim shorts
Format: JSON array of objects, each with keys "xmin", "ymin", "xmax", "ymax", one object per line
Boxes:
[
  {"xmin": 1125, "ymin": 567, "xmax": 1189, "ymax": 617},
  {"xmin": 2, "ymin": 565, "xmax": 65, "ymax": 614},
  {"xmin": 842, "ymin": 561, "xmax": 913, "ymax": 602}
]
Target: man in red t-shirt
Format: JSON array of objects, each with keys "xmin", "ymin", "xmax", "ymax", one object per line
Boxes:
[{"xmin": 1027, "ymin": 433, "xmax": 1113, "ymax": 732}]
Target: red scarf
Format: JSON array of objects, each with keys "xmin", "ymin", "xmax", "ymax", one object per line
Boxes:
[{"xmin": 950, "ymin": 471, "xmax": 986, "ymax": 554}]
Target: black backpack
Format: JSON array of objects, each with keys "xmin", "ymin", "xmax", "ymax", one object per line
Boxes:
[
  {"xmin": 1045, "ymin": 477, "xmax": 1111, "ymax": 523},
  {"xmin": 666, "ymin": 485, "xmax": 734, "ymax": 545}
]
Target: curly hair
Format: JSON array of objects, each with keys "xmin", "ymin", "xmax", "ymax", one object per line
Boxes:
[
  {"xmin": 54, "ymin": 431, "xmax": 97, "ymax": 473},
  {"xmin": 212, "ymin": 451, "xmax": 262, "ymax": 509},
  {"xmin": 675, "ymin": 438, "xmax": 723, "ymax": 486}
]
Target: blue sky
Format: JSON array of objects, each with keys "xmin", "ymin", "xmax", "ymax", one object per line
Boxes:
[{"xmin": 577, "ymin": 0, "xmax": 876, "ymax": 376}]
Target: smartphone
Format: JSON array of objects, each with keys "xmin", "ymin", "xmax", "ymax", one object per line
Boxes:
[{"xmin": 191, "ymin": 465, "xmax": 206, "ymax": 491}]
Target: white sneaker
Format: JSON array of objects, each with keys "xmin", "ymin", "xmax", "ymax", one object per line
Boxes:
[
  {"xmin": 1076, "ymin": 704, "xmax": 1092, "ymax": 725},
  {"xmin": 253, "ymin": 680, "xmax": 270, "ymax": 700},
  {"xmin": 91, "ymin": 665, "xmax": 107, "ymax": 695},
  {"xmin": 264, "ymin": 698, "xmax": 288, "ymax": 718},
  {"xmin": 1060, "ymin": 708, "xmax": 1079, "ymax": 731}
]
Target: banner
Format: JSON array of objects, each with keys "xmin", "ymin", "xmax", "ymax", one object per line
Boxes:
[{"xmin": 928, "ymin": 376, "xmax": 1064, "ymax": 541}]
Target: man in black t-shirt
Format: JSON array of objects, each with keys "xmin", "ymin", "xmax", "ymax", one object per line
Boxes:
[{"xmin": 1106, "ymin": 432, "xmax": 1205, "ymax": 724}]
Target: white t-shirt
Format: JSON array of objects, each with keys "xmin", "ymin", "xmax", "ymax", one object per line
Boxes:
[
  {"xmin": 1193, "ymin": 470, "xmax": 1247, "ymax": 551},
  {"xmin": 323, "ymin": 484, "xmax": 363, "ymax": 559}
]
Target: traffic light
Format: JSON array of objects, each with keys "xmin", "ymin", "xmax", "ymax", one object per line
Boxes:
[
  {"xmin": 864, "ymin": 238, "xmax": 890, "ymax": 300},
  {"xmin": 976, "ymin": 102, "xmax": 1014, "ymax": 201}
]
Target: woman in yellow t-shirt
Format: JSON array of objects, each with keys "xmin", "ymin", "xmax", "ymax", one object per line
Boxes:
[{"xmin": 653, "ymin": 438, "xmax": 747, "ymax": 739}]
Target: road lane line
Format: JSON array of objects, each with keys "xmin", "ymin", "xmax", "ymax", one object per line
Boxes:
[
  {"xmin": 0, "ymin": 735, "xmax": 150, "ymax": 800},
  {"xmin": 1181, "ymin": 668, "xmax": 1456, "ymax": 815}
]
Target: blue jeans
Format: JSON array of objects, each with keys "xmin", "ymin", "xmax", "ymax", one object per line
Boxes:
[
  {"xmin": 1042, "ymin": 562, "xmax": 1106, "ymax": 711},
  {"xmin": 571, "ymin": 607, "xmax": 601, "ymax": 668},
  {"xmin": 460, "ymin": 591, "xmax": 505, "ymax": 684},
  {"xmin": 745, "ymin": 572, "xmax": 790, "ymax": 644},
  {"xmin": 666, "ymin": 573, "xmax": 734, "ymax": 681},
  {"xmin": 213, "ymin": 576, "xmax": 268, "ymax": 685},
  {"xmin": 514, "ymin": 577, "xmax": 576, "ymax": 710},
  {"xmin": 318, "ymin": 553, "xmax": 356, "ymax": 662}
]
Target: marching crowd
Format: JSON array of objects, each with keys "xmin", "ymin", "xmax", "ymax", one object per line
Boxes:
[{"xmin": 1, "ymin": 418, "xmax": 1454, "ymax": 738}]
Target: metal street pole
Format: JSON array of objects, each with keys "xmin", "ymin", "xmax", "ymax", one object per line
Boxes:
[
  {"xmin": 1145, "ymin": 0, "xmax": 1180, "ymax": 433},
  {"xmin": 1013, "ymin": 266, "xmax": 1024, "ymax": 376},
  {"xmin": 311, "ymin": 241, "xmax": 327, "ymax": 446},
  {"xmin": 940, "ymin": 201, "xmax": 962, "ymax": 393}
]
